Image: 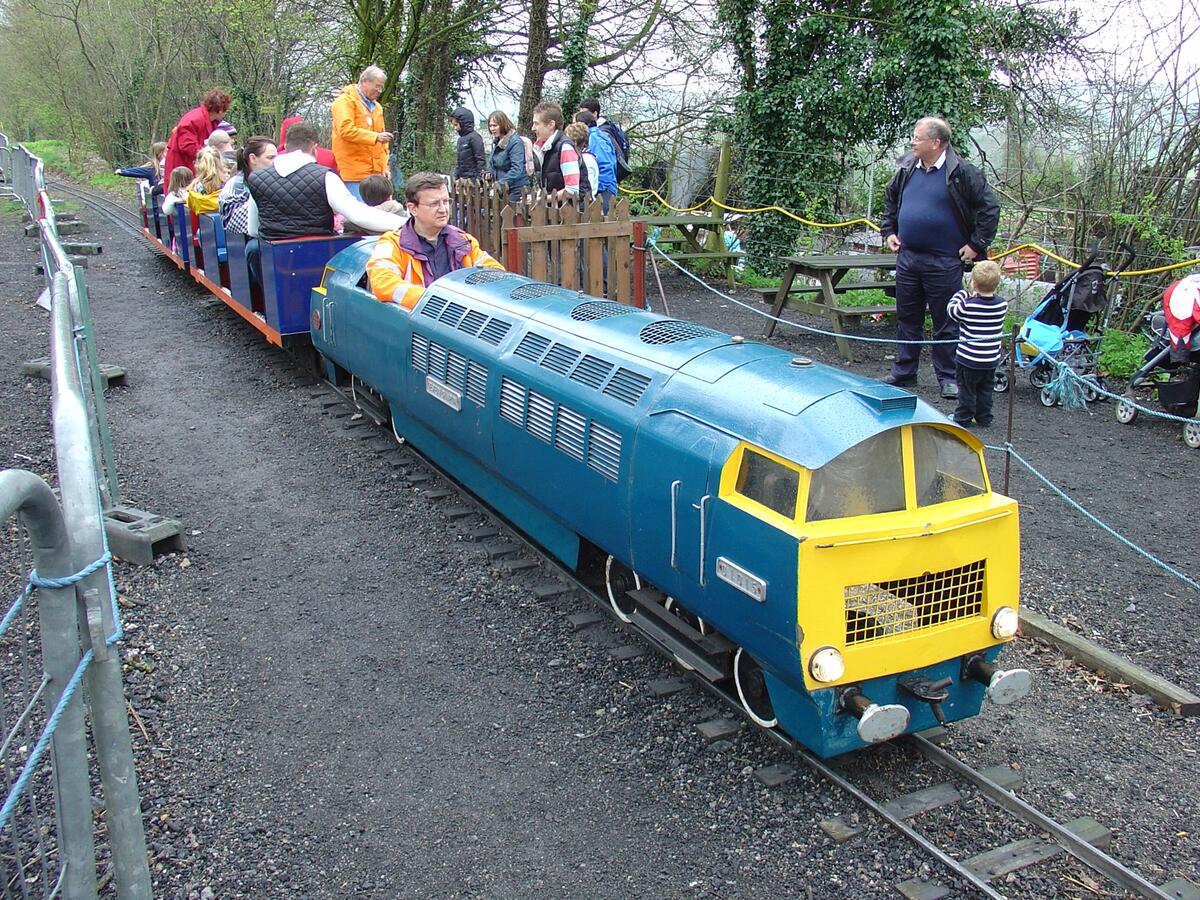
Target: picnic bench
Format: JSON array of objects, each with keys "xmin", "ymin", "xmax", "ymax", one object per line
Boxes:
[
  {"xmin": 638, "ymin": 214, "xmax": 744, "ymax": 284},
  {"xmin": 762, "ymin": 253, "xmax": 898, "ymax": 360}
]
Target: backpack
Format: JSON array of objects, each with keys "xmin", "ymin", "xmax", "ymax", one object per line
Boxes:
[
  {"xmin": 600, "ymin": 121, "xmax": 632, "ymax": 182},
  {"xmin": 519, "ymin": 135, "xmax": 539, "ymax": 178}
]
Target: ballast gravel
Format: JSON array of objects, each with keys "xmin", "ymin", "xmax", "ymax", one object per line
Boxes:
[{"xmin": 0, "ymin": 201, "xmax": 1195, "ymax": 898}]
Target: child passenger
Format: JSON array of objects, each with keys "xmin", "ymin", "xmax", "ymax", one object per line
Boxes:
[
  {"xmin": 946, "ymin": 259, "xmax": 1008, "ymax": 428},
  {"xmin": 340, "ymin": 174, "xmax": 405, "ymax": 233}
]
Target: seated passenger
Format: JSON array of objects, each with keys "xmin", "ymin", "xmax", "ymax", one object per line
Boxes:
[
  {"xmin": 160, "ymin": 166, "xmax": 193, "ymax": 216},
  {"xmin": 245, "ymin": 121, "xmax": 404, "ymax": 241},
  {"xmin": 341, "ymin": 174, "xmax": 405, "ymax": 234},
  {"xmin": 218, "ymin": 136, "xmax": 277, "ymax": 288},
  {"xmin": 185, "ymin": 147, "xmax": 228, "ymax": 216},
  {"xmin": 367, "ymin": 171, "xmax": 503, "ymax": 309},
  {"xmin": 115, "ymin": 141, "xmax": 168, "ymax": 190},
  {"xmin": 206, "ymin": 128, "xmax": 237, "ymax": 166}
]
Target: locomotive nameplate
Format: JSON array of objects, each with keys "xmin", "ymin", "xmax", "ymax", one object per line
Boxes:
[
  {"xmin": 425, "ymin": 376, "xmax": 462, "ymax": 411},
  {"xmin": 716, "ymin": 557, "xmax": 767, "ymax": 603}
]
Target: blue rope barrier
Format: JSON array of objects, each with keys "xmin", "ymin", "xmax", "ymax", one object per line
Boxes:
[
  {"xmin": 0, "ymin": 648, "xmax": 93, "ymax": 825},
  {"xmin": 28, "ymin": 551, "xmax": 111, "ymax": 590},
  {"xmin": 1037, "ymin": 352, "xmax": 1200, "ymax": 425},
  {"xmin": 999, "ymin": 442, "xmax": 1200, "ymax": 593},
  {"xmin": 649, "ymin": 243, "xmax": 960, "ymax": 346}
]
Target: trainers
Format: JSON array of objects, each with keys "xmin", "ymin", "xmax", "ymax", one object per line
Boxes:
[
  {"xmin": 939, "ymin": 382, "xmax": 959, "ymax": 399},
  {"xmin": 883, "ymin": 374, "xmax": 917, "ymax": 387}
]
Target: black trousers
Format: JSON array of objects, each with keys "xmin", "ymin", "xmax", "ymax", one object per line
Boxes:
[
  {"xmin": 954, "ymin": 364, "xmax": 996, "ymax": 425},
  {"xmin": 891, "ymin": 247, "xmax": 963, "ymax": 384}
]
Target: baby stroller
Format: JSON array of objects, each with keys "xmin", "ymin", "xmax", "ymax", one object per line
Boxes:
[
  {"xmin": 993, "ymin": 243, "xmax": 1136, "ymax": 406},
  {"xmin": 1115, "ymin": 274, "xmax": 1200, "ymax": 449}
]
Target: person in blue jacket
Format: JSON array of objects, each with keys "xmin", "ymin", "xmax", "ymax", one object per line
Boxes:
[
  {"xmin": 574, "ymin": 111, "xmax": 616, "ymax": 212},
  {"xmin": 115, "ymin": 141, "xmax": 167, "ymax": 191},
  {"xmin": 485, "ymin": 110, "xmax": 528, "ymax": 202}
]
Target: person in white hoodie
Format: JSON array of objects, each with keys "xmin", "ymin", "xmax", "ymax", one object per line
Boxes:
[{"xmin": 245, "ymin": 120, "xmax": 405, "ymax": 241}]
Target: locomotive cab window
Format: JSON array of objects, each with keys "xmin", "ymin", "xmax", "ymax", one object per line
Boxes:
[
  {"xmin": 735, "ymin": 448, "xmax": 800, "ymax": 519},
  {"xmin": 912, "ymin": 425, "xmax": 986, "ymax": 506},
  {"xmin": 806, "ymin": 429, "xmax": 906, "ymax": 522}
]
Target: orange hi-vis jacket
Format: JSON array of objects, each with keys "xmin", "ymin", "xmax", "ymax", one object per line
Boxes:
[
  {"xmin": 330, "ymin": 84, "xmax": 389, "ymax": 182},
  {"xmin": 367, "ymin": 223, "xmax": 503, "ymax": 309}
]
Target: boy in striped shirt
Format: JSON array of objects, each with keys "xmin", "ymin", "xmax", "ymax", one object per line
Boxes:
[{"xmin": 946, "ymin": 260, "xmax": 1008, "ymax": 427}]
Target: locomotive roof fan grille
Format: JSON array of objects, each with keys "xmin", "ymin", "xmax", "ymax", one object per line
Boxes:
[
  {"xmin": 639, "ymin": 320, "xmax": 722, "ymax": 345},
  {"xmin": 464, "ymin": 269, "xmax": 515, "ymax": 285},
  {"xmin": 571, "ymin": 301, "xmax": 638, "ymax": 321},
  {"xmin": 511, "ymin": 283, "xmax": 569, "ymax": 301},
  {"xmin": 843, "ymin": 559, "xmax": 985, "ymax": 645}
]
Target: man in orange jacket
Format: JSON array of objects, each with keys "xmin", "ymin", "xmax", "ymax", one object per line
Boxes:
[
  {"xmin": 367, "ymin": 173, "xmax": 503, "ymax": 309},
  {"xmin": 331, "ymin": 66, "xmax": 392, "ymax": 198}
]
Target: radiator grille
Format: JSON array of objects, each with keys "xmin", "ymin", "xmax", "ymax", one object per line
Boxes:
[
  {"xmin": 479, "ymin": 318, "xmax": 512, "ymax": 345},
  {"xmin": 554, "ymin": 406, "xmax": 587, "ymax": 461},
  {"xmin": 465, "ymin": 269, "xmax": 512, "ymax": 285},
  {"xmin": 571, "ymin": 354, "xmax": 615, "ymax": 389},
  {"xmin": 420, "ymin": 296, "xmax": 449, "ymax": 319},
  {"xmin": 511, "ymin": 283, "xmax": 567, "ymax": 301},
  {"xmin": 541, "ymin": 343, "xmax": 581, "ymax": 376},
  {"xmin": 445, "ymin": 351, "xmax": 467, "ymax": 393},
  {"xmin": 411, "ymin": 333, "xmax": 430, "ymax": 371},
  {"xmin": 439, "ymin": 301, "xmax": 468, "ymax": 328},
  {"xmin": 459, "ymin": 309, "xmax": 488, "ymax": 337},
  {"xmin": 639, "ymin": 320, "xmax": 721, "ymax": 345},
  {"xmin": 587, "ymin": 422, "xmax": 622, "ymax": 481},
  {"xmin": 602, "ymin": 367, "xmax": 651, "ymax": 406},
  {"xmin": 526, "ymin": 391, "xmax": 555, "ymax": 443},
  {"xmin": 514, "ymin": 332, "xmax": 551, "ymax": 362},
  {"xmin": 499, "ymin": 377, "xmax": 526, "ymax": 426},
  {"xmin": 843, "ymin": 560, "xmax": 985, "ymax": 645},
  {"xmin": 466, "ymin": 361, "xmax": 488, "ymax": 406}
]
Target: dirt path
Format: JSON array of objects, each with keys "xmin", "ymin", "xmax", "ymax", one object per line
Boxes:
[{"xmin": 0, "ymin": 201, "xmax": 1195, "ymax": 898}]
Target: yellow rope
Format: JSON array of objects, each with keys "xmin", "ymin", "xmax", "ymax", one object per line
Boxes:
[{"xmin": 621, "ymin": 187, "xmax": 1200, "ymax": 277}]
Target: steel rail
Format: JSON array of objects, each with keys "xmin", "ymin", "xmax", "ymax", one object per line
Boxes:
[
  {"xmin": 45, "ymin": 179, "xmax": 143, "ymax": 236},
  {"xmin": 910, "ymin": 733, "xmax": 1176, "ymax": 900}
]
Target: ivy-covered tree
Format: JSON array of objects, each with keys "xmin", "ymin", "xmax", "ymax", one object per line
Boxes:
[{"xmin": 716, "ymin": 0, "xmax": 1075, "ymax": 272}]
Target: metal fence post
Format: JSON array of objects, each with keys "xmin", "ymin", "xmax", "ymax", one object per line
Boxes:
[
  {"xmin": 0, "ymin": 469, "xmax": 100, "ymax": 900},
  {"xmin": 49, "ymin": 272, "xmax": 152, "ymax": 898}
]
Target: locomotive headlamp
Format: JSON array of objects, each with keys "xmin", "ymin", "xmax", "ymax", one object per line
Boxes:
[
  {"xmin": 809, "ymin": 646, "xmax": 845, "ymax": 683},
  {"xmin": 991, "ymin": 606, "xmax": 1019, "ymax": 640}
]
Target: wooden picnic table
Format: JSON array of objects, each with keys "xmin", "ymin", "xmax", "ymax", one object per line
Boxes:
[
  {"xmin": 763, "ymin": 253, "xmax": 897, "ymax": 360},
  {"xmin": 637, "ymin": 214, "xmax": 744, "ymax": 284}
]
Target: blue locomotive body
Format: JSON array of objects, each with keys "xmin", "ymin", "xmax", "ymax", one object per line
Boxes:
[{"xmin": 311, "ymin": 248, "xmax": 1028, "ymax": 758}]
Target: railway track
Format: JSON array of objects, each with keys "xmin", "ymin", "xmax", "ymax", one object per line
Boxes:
[{"xmin": 64, "ymin": 185, "xmax": 1198, "ymax": 900}]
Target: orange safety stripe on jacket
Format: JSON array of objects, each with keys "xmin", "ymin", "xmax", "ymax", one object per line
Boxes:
[
  {"xmin": 330, "ymin": 85, "xmax": 389, "ymax": 182},
  {"xmin": 366, "ymin": 229, "xmax": 504, "ymax": 310}
]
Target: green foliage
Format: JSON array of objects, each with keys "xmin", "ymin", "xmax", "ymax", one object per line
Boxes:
[
  {"xmin": 1, "ymin": 201, "xmax": 25, "ymax": 218},
  {"xmin": 561, "ymin": 0, "xmax": 598, "ymax": 115},
  {"xmin": 1097, "ymin": 328, "xmax": 1150, "ymax": 380},
  {"xmin": 89, "ymin": 172, "xmax": 124, "ymax": 191},
  {"xmin": 1111, "ymin": 194, "xmax": 1189, "ymax": 265},
  {"xmin": 716, "ymin": 0, "xmax": 1075, "ymax": 274},
  {"xmin": 23, "ymin": 141, "xmax": 85, "ymax": 179}
]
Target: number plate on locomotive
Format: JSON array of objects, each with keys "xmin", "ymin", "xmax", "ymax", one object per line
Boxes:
[
  {"xmin": 425, "ymin": 376, "xmax": 462, "ymax": 411},
  {"xmin": 716, "ymin": 557, "xmax": 767, "ymax": 602}
]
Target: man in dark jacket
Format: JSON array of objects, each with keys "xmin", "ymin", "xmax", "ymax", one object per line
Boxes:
[
  {"xmin": 451, "ymin": 107, "xmax": 485, "ymax": 181},
  {"xmin": 880, "ymin": 116, "xmax": 1000, "ymax": 399}
]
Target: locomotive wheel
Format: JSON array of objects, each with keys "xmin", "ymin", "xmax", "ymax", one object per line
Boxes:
[
  {"xmin": 733, "ymin": 648, "xmax": 777, "ymax": 728},
  {"xmin": 1185, "ymin": 421, "xmax": 1200, "ymax": 450},
  {"xmin": 992, "ymin": 370, "xmax": 1010, "ymax": 393},
  {"xmin": 1030, "ymin": 366, "xmax": 1051, "ymax": 389},
  {"xmin": 604, "ymin": 556, "xmax": 641, "ymax": 624},
  {"xmin": 664, "ymin": 597, "xmax": 710, "ymax": 635},
  {"xmin": 391, "ymin": 416, "xmax": 406, "ymax": 445},
  {"xmin": 1115, "ymin": 397, "xmax": 1138, "ymax": 424},
  {"xmin": 1039, "ymin": 387, "xmax": 1057, "ymax": 407}
]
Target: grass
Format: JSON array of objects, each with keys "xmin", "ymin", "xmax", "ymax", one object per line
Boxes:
[
  {"xmin": 1, "ymin": 201, "xmax": 25, "ymax": 218},
  {"xmin": 21, "ymin": 139, "xmax": 126, "ymax": 193}
]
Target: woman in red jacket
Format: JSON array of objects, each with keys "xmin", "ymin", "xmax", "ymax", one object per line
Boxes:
[{"xmin": 164, "ymin": 90, "xmax": 232, "ymax": 184}]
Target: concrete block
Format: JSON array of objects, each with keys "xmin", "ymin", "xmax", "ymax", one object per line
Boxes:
[
  {"xmin": 648, "ymin": 677, "xmax": 691, "ymax": 697},
  {"xmin": 22, "ymin": 357, "xmax": 126, "ymax": 388},
  {"xmin": 531, "ymin": 582, "xmax": 569, "ymax": 599},
  {"xmin": 61, "ymin": 241, "xmax": 102, "ymax": 255},
  {"xmin": 498, "ymin": 557, "xmax": 539, "ymax": 573},
  {"xmin": 696, "ymin": 718, "xmax": 741, "ymax": 743},
  {"xmin": 104, "ymin": 505, "xmax": 185, "ymax": 565},
  {"xmin": 818, "ymin": 817, "xmax": 863, "ymax": 844},
  {"xmin": 609, "ymin": 644, "xmax": 645, "ymax": 661},
  {"xmin": 753, "ymin": 764, "xmax": 796, "ymax": 788},
  {"xmin": 566, "ymin": 611, "xmax": 603, "ymax": 631}
]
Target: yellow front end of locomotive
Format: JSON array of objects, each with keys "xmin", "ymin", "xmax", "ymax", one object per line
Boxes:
[{"xmin": 791, "ymin": 424, "xmax": 1021, "ymax": 692}]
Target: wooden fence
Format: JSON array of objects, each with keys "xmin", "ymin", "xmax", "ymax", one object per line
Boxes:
[{"xmin": 451, "ymin": 180, "xmax": 646, "ymax": 307}]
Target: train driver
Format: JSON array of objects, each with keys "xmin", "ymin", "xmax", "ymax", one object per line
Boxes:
[{"xmin": 366, "ymin": 172, "xmax": 504, "ymax": 309}]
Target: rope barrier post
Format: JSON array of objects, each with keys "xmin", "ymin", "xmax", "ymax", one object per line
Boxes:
[
  {"xmin": 0, "ymin": 470, "xmax": 100, "ymax": 899},
  {"xmin": 1004, "ymin": 324, "xmax": 1017, "ymax": 496},
  {"xmin": 707, "ymin": 136, "xmax": 733, "ymax": 284}
]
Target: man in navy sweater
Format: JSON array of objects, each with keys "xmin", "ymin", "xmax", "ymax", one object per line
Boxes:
[{"xmin": 880, "ymin": 116, "xmax": 1000, "ymax": 399}]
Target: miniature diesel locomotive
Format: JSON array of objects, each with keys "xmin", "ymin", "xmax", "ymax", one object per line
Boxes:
[{"xmin": 311, "ymin": 245, "xmax": 1031, "ymax": 758}]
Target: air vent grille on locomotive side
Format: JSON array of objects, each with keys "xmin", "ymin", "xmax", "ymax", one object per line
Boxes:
[
  {"xmin": 571, "ymin": 301, "xmax": 638, "ymax": 321},
  {"xmin": 639, "ymin": 320, "xmax": 722, "ymax": 345},
  {"xmin": 843, "ymin": 559, "xmax": 986, "ymax": 645}
]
